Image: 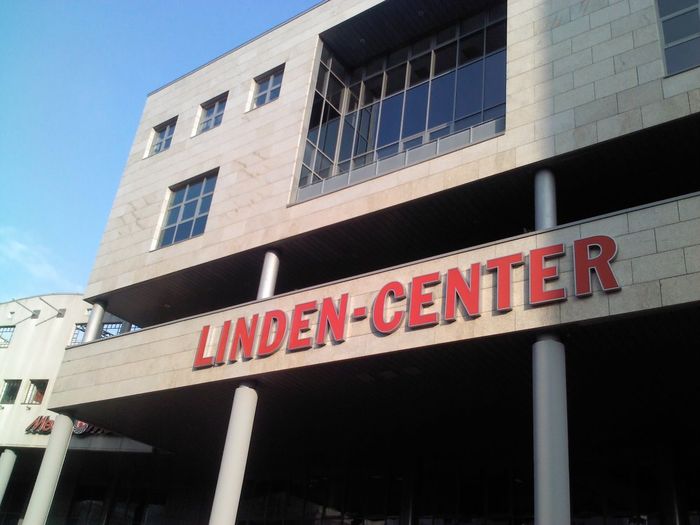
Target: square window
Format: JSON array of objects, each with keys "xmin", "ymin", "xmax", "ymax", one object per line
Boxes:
[
  {"xmin": 657, "ymin": 0, "xmax": 700, "ymax": 75},
  {"xmin": 253, "ymin": 66, "xmax": 285, "ymax": 108},
  {"xmin": 0, "ymin": 326, "xmax": 15, "ymax": 348},
  {"xmin": 158, "ymin": 171, "xmax": 218, "ymax": 248},
  {"xmin": 1, "ymin": 380, "xmax": 21, "ymax": 404},
  {"xmin": 23, "ymin": 380, "xmax": 48, "ymax": 405},
  {"xmin": 150, "ymin": 117, "xmax": 177, "ymax": 155},
  {"xmin": 198, "ymin": 93, "xmax": 228, "ymax": 134}
]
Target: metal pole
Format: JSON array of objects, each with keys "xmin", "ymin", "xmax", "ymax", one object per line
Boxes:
[
  {"xmin": 257, "ymin": 251, "xmax": 280, "ymax": 300},
  {"xmin": 0, "ymin": 449, "xmax": 17, "ymax": 507},
  {"xmin": 533, "ymin": 168, "xmax": 570, "ymax": 525},
  {"xmin": 209, "ymin": 385, "xmax": 258, "ymax": 525},
  {"xmin": 83, "ymin": 301, "xmax": 106, "ymax": 343},
  {"xmin": 23, "ymin": 414, "xmax": 73, "ymax": 525}
]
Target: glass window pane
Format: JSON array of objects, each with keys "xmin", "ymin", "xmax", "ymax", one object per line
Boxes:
[
  {"xmin": 366, "ymin": 56, "xmax": 384, "ymax": 76},
  {"xmin": 314, "ymin": 152, "xmax": 333, "ymax": 179},
  {"xmin": 299, "ymin": 165, "xmax": 314, "ymax": 187},
  {"xmin": 205, "ymin": 106, "xmax": 215, "ymax": 117},
  {"xmin": 387, "ymin": 47, "xmax": 409, "ymax": 67},
  {"xmin": 165, "ymin": 207, "xmax": 179, "ymax": 226},
  {"xmin": 338, "ymin": 112, "xmax": 357, "ymax": 161},
  {"xmin": 434, "ymin": 43, "xmax": 457, "ymax": 75},
  {"xmin": 304, "ymin": 141, "xmax": 316, "ymax": 166},
  {"xmin": 403, "ymin": 136, "xmax": 423, "ymax": 150},
  {"xmin": 402, "ymin": 83, "xmax": 429, "ymax": 137},
  {"xmin": 327, "ymin": 74, "xmax": 344, "ymax": 109},
  {"xmin": 174, "ymin": 220, "xmax": 194, "ymax": 243},
  {"xmin": 348, "ymin": 83, "xmax": 361, "ymax": 112},
  {"xmin": 412, "ymin": 36, "xmax": 432, "ymax": 55},
  {"xmin": 486, "ymin": 21, "xmax": 507, "ymax": 53},
  {"xmin": 255, "ymin": 95, "xmax": 267, "ymax": 107},
  {"xmin": 186, "ymin": 181, "xmax": 203, "ymax": 200},
  {"xmin": 460, "ymin": 31, "xmax": 484, "ymax": 65},
  {"xmin": 191, "ymin": 216, "xmax": 208, "ymax": 237},
  {"xmin": 484, "ymin": 50, "xmax": 506, "ymax": 108},
  {"xmin": 163, "ymin": 138, "xmax": 172, "ymax": 149},
  {"xmin": 665, "ymin": 36, "xmax": 700, "ymax": 74},
  {"xmin": 316, "ymin": 64, "xmax": 328, "ymax": 93},
  {"xmin": 455, "ymin": 113, "xmax": 483, "ymax": 131},
  {"xmin": 203, "ymin": 176, "xmax": 217, "ymax": 194},
  {"xmin": 437, "ymin": 25, "xmax": 458, "ymax": 45},
  {"xmin": 455, "ymin": 60, "xmax": 484, "ymax": 119},
  {"xmin": 428, "ymin": 71, "xmax": 456, "ymax": 129},
  {"xmin": 355, "ymin": 103, "xmax": 380, "ymax": 155},
  {"xmin": 199, "ymin": 194, "xmax": 213, "ymax": 215},
  {"xmin": 216, "ymin": 99, "xmax": 226, "ymax": 112},
  {"xmin": 172, "ymin": 188, "xmax": 186, "ymax": 205},
  {"xmin": 363, "ymin": 74, "xmax": 383, "ymax": 106},
  {"xmin": 484, "ymin": 103, "xmax": 506, "ymax": 120},
  {"xmin": 307, "ymin": 93, "xmax": 325, "ymax": 143},
  {"xmin": 663, "ymin": 11, "xmax": 700, "ymax": 44},
  {"xmin": 160, "ymin": 227, "xmax": 176, "ymax": 247},
  {"xmin": 270, "ymin": 87, "xmax": 281, "ymax": 100},
  {"xmin": 319, "ymin": 109, "xmax": 341, "ymax": 158},
  {"xmin": 385, "ymin": 64, "xmax": 407, "ymax": 96},
  {"xmin": 257, "ymin": 78, "xmax": 270, "ymax": 93},
  {"xmin": 182, "ymin": 200, "xmax": 197, "ymax": 221},
  {"xmin": 490, "ymin": 0, "xmax": 507, "ymax": 21},
  {"xmin": 377, "ymin": 93, "xmax": 404, "ymax": 147},
  {"xmin": 272, "ymin": 71, "xmax": 284, "ymax": 87},
  {"xmin": 377, "ymin": 143, "xmax": 400, "ymax": 159},
  {"xmin": 658, "ymin": 0, "xmax": 696, "ymax": 17},
  {"xmin": 409, "ymin": 54, "xmax": 431, "ymax": 86}
]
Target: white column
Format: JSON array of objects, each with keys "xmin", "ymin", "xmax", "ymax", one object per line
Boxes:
[
  {"xmin": 533, "ymin": 168, "xmax": 570, "ymax": 525},
  {"xmin": 23, "ymin": 414, "xmax": 73, "ymax": 525},
  {"xmin": 0, "ymin": 449, "xmax": 17, "ymax": 507},
  {"xmin": 256, "ymin": 251, "xmax": 280, "ymax": 300},
  {"xmin": 83, "ymin": 301, "xmax": 106, "ymax": 343},
  {"xmin": 533, "ymin": 335, "xmax": 570, "ymax": 525},
  {"xmin": 209, "ymin": 385, "xmax": 258, "ymax": 525}
]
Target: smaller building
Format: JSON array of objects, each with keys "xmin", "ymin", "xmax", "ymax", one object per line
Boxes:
[{"xmin": 0, "ymin": 294, "xmax": 153, "ymax": 525}]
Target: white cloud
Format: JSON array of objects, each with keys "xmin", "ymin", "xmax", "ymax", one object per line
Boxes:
[{"xmin": 0, "ymin": 226, "xmax": 83, "ymax": 301}]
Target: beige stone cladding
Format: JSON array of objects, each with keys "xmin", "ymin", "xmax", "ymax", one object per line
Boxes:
[
  {"xmin": 85, "ymin": 0, "xmax": 700, "ymax": 300},
  {"xmin": 53, "ymin": 195, "xmax": 700, "ymax": 410}
]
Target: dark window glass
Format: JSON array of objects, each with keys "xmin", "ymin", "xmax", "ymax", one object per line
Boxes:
[
  {"xmin": 658, "ymin": 0, "xmax": 696, "ymax": 17},
  {"xmin": 300, "ymin": 165, "xmax": 314, "ymax": 186},
  {"xmin": 385, "ymin": 64, "xmax": 407, "ymax": 96},
  {"xmin": 303, "ymin": 141, "xmax": 316, "ymax": 166},
  {"xmin": 428, "ymin": 71, "xmax": 456, "ymax": 129},
  {"xmin": 199, "ymin": 194, "xmax": 213, "ymax": 215},
  {"xmin": 191, "ymin": 216, "xmax": 208, "ymax": 237},
  {"xmin": 338, "ymin": 112, "xmax": 357, "ymax": 161},
  {"xmin": 348, "ymin": 84, "xmax": 361, "ymax": 112},
  {"xmin": 484, "ymin": 103, "xmax": 506, "ymax": 120},
  {"xmin": 363, "ymin": 75, "xmax": 383, "ymax": 106},
  {"xmin": 355, "ymin": 103, "xmax": 380, "ymax": 155},
  {"xmin": 307, "ymin": 93, "xmax": 325, "ymax": 143},
  {"xmin": 455, "ymin": 113, "xmax": 484, "ymax": 131},
  {"xmin": 402, "ymin": 82, "xmax": 429, "ymax": 137},
  {"xmin": 490, "ymin": 0, "xmax": 507, "ymax": 21},
  {"xmin": 314, "ymin": 152, "xmax": 333, "ymax": 179},
  {"xmin": 160, "ymin": 227, "xmax": 176, "ymax": 247},
  {"xmin": 1, "ymin": 380, "xmax": 20, "ymax": 404},
  {"xmin": 319, "ymin": 105, "xmax": 341, "ymax": 158},
  {"xmin": 182, "ymin": 201, "xmax": 197, "ymax": 221},
  {"xmin": 486, "ymin": 21, "xmax": 507, "ymax": 53},
  {"xmin": 327, "ymin": 74, "xmax": 345, "ymax": 110},
  {"xmin": 403, "ymin": 136, "xmax": 423, "ymax": 150},
  {"xmin": 410, "ymin": 54, "xmax": 431, "ymax": 86},
  {"xmin": 316, "ymin": 64, "xmax": 328, "ymax": 94},
  {"xmin": 484, "ymin": 50, "xmax": 506, "ymax": 108},
  {"xmin": 174, "ymin": 221, "xmax": 194, "ymax": 243},
  {"xmin": 377, "ymin": 143, "xmax": 400, "ymax": 159},
  {"xmin": 165, "ymin": 207, "xmax": 179, "ymax": 226},
  {"xmin": 160, "ymin": 174, "xmax": 217, "ymax": 248},
  {"xmin": 434, "ymin": 43, "xmax": 457, "ymax": 75},
  {"xmin": 665, "ymin": 36, "xmax": 700, "ymax": 74},
  {"xmin": 437, "ymin": 25, "xmax": 458, "ymax": 44},
  {"xmin": 663, "ymin": 11, "xmax": 700, "ymax": 44},
  {"xmin": 172, "ymin": 188, "xmax": 186, "ymax": 206},
  {"xmin": 366, "ymin": 56, "xmax": 384, "ymax": 76},
  {"xmin": 185, "ymin": 181, "xmax": 203, "ymax": 200},
  {"xmin": 203, "ymin": 176, "xmax": 216, "ymax": 194},
  {"xmin": 459, "ymin": 31, "xmax": 484, "ymax": 65},
  {"xmin": 430, "ymin": 126, "xmax": 452, "ymax": 140},
  {"xmin": 455, "ymin": 60, "xmax": 484, "ymax": 119},
  {"xmin": 377, "ymin": 93, "xmax": 404, "ymax": 147},
  {"xmin": 388, "ymin": 47, "xmax": 409, "ymax": 67},
  {"xmin": 412, "ymin": 36, "xmax": 432, "ymax": 55}
]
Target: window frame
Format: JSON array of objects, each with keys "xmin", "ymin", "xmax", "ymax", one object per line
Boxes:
[
  {"xmin": 253, "ymin": 66, "xmax": 285, "ymax": 109},
  {"xmin": 1, "ymin": 379, "xmax": 21, "ymax": 404},
  {"xmin": 656, "ymin": 0, "xmax": 700, "ymax": 75},
  {"xmin": 23, "ymin": 379, "xmax": 48, "ymax": 405},
  {"xmin": 150, "ymin": 117, "xmax": 178, "ymax": 156},
  {"xmin": 0, "ymin": 326, "xmax": 15, "ymax": 348},
  {"xmin": 197, "ymin": 93, "xmax": 228, "ymax": 135},
  {"xmin": 157, "ymin": 170, "xmax": 219, "ymax": 249}
]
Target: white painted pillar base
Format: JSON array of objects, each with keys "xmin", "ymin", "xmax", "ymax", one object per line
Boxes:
[
  {"xmin": 0, "ymin": 448, "xmax": 17, "ymax": 507},
  {"xmin": 23, "ymin": 414, "xmax": 73, "ymax": 525},
  {"xmin": 209, "ymin": 385, "xmax": 258, "ymax": 525},
  {"xmin": 533, "ymin": 335, "xmax": 571, "ymax": 525},
  {"xmin": 83, "ymin": 301, "xmax": 106, "ymax": 343}
]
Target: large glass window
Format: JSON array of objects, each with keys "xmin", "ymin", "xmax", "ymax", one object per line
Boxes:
[
  {"xmin": 1, "ymin": 379, "xmax": 21, "ymax": 404},
  {"xmin": 658, "ymin": 0, "xmax": 700, "ymax": 74},
  {"xmin": 298, "ymin": 3, "xmax": 506, "ymax": 195},
  {"xmin": 197, "ymin": 93, "xmax": 227, "ymax": 134},
  {"xmin": 253, "ymin": 66, "xmax": 285, "ymax": 108},
  {"xmin": 0, "ymin": 326, "xmax": 15, "ymax": 348},
  {"xmin": 158, "ymin": 172, "xmax": 218, "ymax": 248},
  {"xmin": 23, "ymin": 379, "xmax": 48, "ymax": 405},
  {"xmin": 150, "ymin": 117, "xmax": 177, "ymax": 156}
]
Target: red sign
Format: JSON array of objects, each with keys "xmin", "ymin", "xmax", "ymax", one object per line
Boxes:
[
  {"xmin": 194, "ymin": 235, "xmax": 620, "ymax": 369},
  {"xmin": 25, "ymin": 416, "xmax": 109, "ymax": 436}
]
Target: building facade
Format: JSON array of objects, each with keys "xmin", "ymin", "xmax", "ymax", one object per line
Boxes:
[{"xmin": 39, "ymin": 0, "xmax": 700, "ymax": 523}]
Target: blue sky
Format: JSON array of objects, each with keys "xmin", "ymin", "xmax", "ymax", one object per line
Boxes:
[{"xmin": 0, "ymin": 0, "xmax": 319, "ymax": 303}]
